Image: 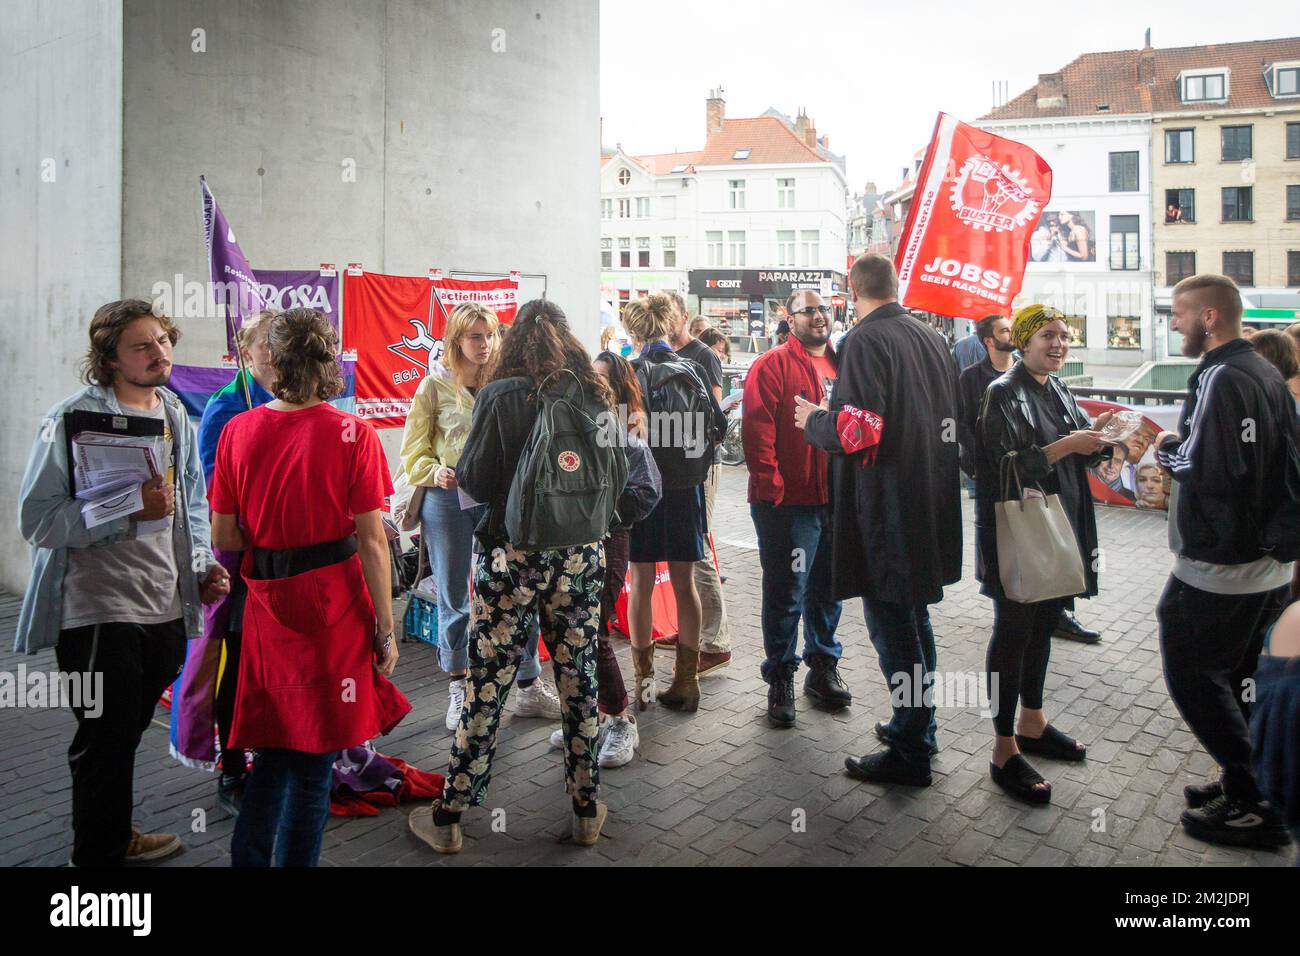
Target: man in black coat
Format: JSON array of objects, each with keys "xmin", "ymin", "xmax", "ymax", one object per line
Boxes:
[{"xmin": 795, "ymin": 254, "xmax": 962, "ymax": 786}]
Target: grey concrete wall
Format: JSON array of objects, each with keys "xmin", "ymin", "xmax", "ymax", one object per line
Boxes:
[
  {"xmin": 120, "ymin": 0, "xmax": 601, "ymax": 467},
  {"xmin": 0, "ymin": 1, "xmax": 125, "ymax": 595}
]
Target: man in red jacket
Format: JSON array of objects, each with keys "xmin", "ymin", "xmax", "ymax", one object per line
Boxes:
[{"xmin": 742, "ymin": 289, "xmax": 848, "ymax": 727}]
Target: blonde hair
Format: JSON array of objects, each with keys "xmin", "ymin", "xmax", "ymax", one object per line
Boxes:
[
  {"xmin": 1172, "ymin": 273, "xmax": 1243, "ymax": 327},
  {"xmin": 443, "ymin": 301, "xmax": 499, "ymax": 392},
  {"xmin": 236, "ymin": 309, "xmax": 279, "ymax": 352},
  {"xmin": 622, "ymin": 293, "xmax": 676, "ymax": 345}
]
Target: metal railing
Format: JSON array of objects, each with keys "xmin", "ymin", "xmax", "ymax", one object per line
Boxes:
[{"xmin": 1068, "ymin": 385, "xmax": 1184, "ymax": 407}]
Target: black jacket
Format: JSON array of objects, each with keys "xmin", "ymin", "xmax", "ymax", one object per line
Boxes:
[
  {"xmin": 974, "ymin": 361, "xmax": 1105, "ymax": 602},
  {"xmin": 958, "ymin": 355, "xmax": 1000, "ymax": 478},
  {"xmin": 1156, "ymin": 339, "xmax": 1297, "ymax": 565},
  {"xmin": 804, "ymin": 302, "xmax": 962, "ymax": 605},
  {"xmin": 457, "ymin": 375, "xmax": 625, "ymax": 550}
]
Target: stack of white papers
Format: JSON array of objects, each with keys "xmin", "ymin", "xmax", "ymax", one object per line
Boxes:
[{"xmin": 72, "ymin": 432, "xmax": 163, "ymax": 530}]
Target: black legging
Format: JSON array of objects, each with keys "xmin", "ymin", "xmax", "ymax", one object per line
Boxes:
[
  {"xmin": 986, "ymin": 597, "xmax": 1066, "ymax": 737},
  {"xmin": 215, "ymin": 628, "xmax": 246, "ymax": 778}
]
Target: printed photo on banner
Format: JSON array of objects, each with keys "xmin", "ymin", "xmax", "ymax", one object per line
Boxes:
[
  {"xmin": 1078, "ymin": 398, "xmax": 1181, "ymax": 511},
  {"xmin": 1030, "ymin": 210, "xmax": 1096, "ymax": 263}
]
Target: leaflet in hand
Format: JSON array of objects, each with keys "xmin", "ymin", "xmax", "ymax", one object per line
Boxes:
[{"xmin": 71, "ymin": 431, "xmax": 162, "ymax": 527}]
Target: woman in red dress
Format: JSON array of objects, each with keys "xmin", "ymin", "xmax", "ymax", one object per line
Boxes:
[{"xmin": 210, "ymin": 308, "xmax": 410, "ymax": 866}]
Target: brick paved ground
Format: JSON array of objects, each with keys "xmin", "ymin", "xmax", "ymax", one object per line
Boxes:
[{"xmin": 1, "ymin": 465, "xmax": 1293, "ymax": 867}]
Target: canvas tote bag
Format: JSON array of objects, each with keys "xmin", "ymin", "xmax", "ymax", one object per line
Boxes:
[{"xmin": 994, "ymin": 452, "xmax": 1086, "ymax": 603}]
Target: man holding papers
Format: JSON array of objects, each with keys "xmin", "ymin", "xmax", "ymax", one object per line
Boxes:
[{"xmin": 15, "ymin": 299, "xmax": 230, "ymax": 867}]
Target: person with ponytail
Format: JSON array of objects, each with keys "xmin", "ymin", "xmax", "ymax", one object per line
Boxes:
[{"xmin": 209, "ymin": 308, "xmax": 411, "ymax": 866}]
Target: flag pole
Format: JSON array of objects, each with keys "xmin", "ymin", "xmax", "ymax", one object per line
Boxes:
[{"xmin": 224, "ymin": 305, "xmax": 253, "ymax": 411}]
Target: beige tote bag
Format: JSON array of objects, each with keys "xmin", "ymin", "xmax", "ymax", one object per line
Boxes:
[{"xmin": 994, "ymin": 453, "xmax": 1086, "ymax": 603}]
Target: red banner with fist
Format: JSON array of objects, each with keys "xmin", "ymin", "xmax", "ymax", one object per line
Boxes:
[{"xmin": 895, "ymin": 113, "xmax": 1053, "ymax": 319}]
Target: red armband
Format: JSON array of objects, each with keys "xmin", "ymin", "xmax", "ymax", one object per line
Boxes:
[{"xmin": 837, "ymin": 405, "xmax": 883, "ymax": 465}]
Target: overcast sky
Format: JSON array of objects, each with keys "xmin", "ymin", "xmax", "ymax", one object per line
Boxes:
[{"xmin": 599, "ymin": 0, "xmax": 1295, "ymax": 191}]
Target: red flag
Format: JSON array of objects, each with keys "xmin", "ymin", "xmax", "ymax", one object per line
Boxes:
[
  {"xmin": 342, "ymin": 272, "xmax": 435, "ymax": 428},
  {"xmin": 429, "ymin": 274, "xmax": 520, "ymax": 331},
  {"xmin": 894, "ymin": 113, "xmax": 1052, "ymax": 318}
]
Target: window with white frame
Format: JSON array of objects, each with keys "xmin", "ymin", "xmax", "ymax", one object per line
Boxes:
[
  {"xmin": 636, "ymin": 197, "xmax": 650, "ymax": 218},
  {"xmin": 706, "ymin": 231, "xmax": 723, "ymax": 266},
  {"xmin": 617, "ymin": 168, "xmax": 631, "ymax": 186},
  {"xmin": 729, "ymin": 179, "xmax": 745, "ymax": 210},
  {"xmin": 800, "ymin": 230, "xmax": 819, "ymax": 267},
  {"xmin": 601, "ymin": 198, "xmax": 612, "ymax": 219},
  {"xmin": 728, "ymin": 230, "xmax": 746, "ymax": 267},
  {"xmin": 637, "ymin": 237, "xmax": 650, "ymax": 268},
  {"xmin": 778, "ymin": 178, "xmax": 795, "ymax": 209},
  {"xmin": 1265, "ymin": 62, "xmax": 1300, "ymax": 98},
  {"xmin": 618, "ymin": 198, "xmax": 630, "ymax": 219},
  {"xmin": 662, "ymin": 236, "xmax": 676, "ymax": 268},
  {"xmin": 1180, "ymin": 70, "xmax": 1227, "ymax": 103},
  {"xmin": 1164, "ymin": 129, "xmax": 1194, "ymax": 164},
  {"xmin": 777, "ymin": 230, "xmax": 796, "ymax": 267},
  {"xmin": 600, "ymin": 237, "xmax": 611, "ymax": 269},
  {"xmin": 618, "ymin": 237, "xmax": 631, "ymax": 268}
]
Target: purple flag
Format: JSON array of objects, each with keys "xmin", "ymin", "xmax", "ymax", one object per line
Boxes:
[{"xmin": 200, "ymin": 175, "xmax": 269, "ymax": 351}]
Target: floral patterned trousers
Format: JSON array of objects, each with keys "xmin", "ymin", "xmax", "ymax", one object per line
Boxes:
[{"xmin": 443, "ymin": 541, "xmax": 605, "ymax": 812}]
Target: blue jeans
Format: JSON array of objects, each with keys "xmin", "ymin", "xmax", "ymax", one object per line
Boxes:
[
  {"xmin": 863, "ymin": 599, "xmax": 939, "ymax": 767},
  {"xmin": 421, "ymin": 487, "xmax": 540, "ymax": 680},
  {"xmin": 751, "ymin": 502, "xmax": 842, "ymax": 681},
  {"xmin": 231, "ymin": 749, "xmax": 337, "ymax": 867}
]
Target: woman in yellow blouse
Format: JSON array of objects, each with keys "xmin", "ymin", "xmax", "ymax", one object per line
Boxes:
[{"xmin": 399, "ymin": 303, "xmax": 561, "ymax": 732}]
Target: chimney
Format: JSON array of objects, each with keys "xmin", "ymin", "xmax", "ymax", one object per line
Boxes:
[
  {"xmin": 794, "ymin": 108, "xmax": 810, "ymax": 142},
  {"xmin": 1137, "ymin": 29, "xmax": 1155, "ymax": 85},
  {"xmin": 706, "ymin": 88, "xmax": 725, "ymax": 135},
  {"xmin": 820, "ymin": 134, "xmax": 829, "ymax": 149},
  {"xmin": 1035, "ymin": 72, "xmax": 1065, "ymax": 109},
  {"xmin": 804, "ymin": 122, "xmax": 817, "ymax": 148}
]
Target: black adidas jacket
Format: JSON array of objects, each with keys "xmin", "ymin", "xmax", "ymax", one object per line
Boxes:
[{"xmin": 1156, "ymin": 338, "xmax": 1298, "ymax": 565}]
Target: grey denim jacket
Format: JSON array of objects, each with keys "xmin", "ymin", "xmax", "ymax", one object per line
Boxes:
[{"xmin": 14, "ymin": 384, "xmax": 216, "ymax": 654}]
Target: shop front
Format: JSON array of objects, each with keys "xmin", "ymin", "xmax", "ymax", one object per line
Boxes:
[{"xmin": 688, "ymin": 268, "xmax": 847, "ymax": 340}]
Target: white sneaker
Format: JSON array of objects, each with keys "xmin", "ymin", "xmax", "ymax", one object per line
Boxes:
[
  {"xmin": 514, "ymin": 680, "xmax": 562, "ymax": 719},
  {"xmin": 445, "ymin": 678, "xmax": 466, "ymax": 732},
  {"xmin": 551, "ymin": 721, "xmax": 613, "ymax": 752},
  {"xmin": 597, "ymin": 716, "xmax": 639, "ymax": 768}
]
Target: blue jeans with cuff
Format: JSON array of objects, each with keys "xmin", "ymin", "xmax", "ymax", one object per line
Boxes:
[{"xmin": 750, "ymin": 502, "xmax": 842, "ymax": 681}]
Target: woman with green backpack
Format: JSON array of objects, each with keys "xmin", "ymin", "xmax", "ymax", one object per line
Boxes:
[{"xmin": 408, "ymin": 299, "xmax": 625, "ymax": 854}]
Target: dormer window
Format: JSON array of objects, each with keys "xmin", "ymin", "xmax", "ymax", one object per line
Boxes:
[
  {"xmin": 617, "ymin": 168, "xmax": 631, "ymax": 186},
  {"xmin": 1265, "ymin": 62, "xmax": 1300, "ymax": 98},
  {"xmin": 732, "ymin": 148, "xmax": 752, "ymax": 160},
  {"xmin": 1179, "ymin": 69, "xmax": 1228, "ymax": 103},
  {"xmin": 670, "ymin": 164, "xmax": 688, "ymax": 173}
]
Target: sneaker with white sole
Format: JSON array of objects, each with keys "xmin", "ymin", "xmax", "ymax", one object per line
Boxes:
[
  {"xmin": 597, "ymin": 715, "xmax": 638, "ymax": 768},
  {"xmin": 551, "ymin": 721, "xmax": 611, "ymax": 752},
  {"xmin": 514, "ymin": 680, "xmax": 562, "ymax": 718},
  {"xmin": 445, "ymin": 678, "xmax": 467, "ymax": 732}
]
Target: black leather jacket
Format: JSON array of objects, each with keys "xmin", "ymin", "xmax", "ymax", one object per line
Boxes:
[{"xmin": 973, "ymin": 361, "xmax": 1104, "ymax": 601}]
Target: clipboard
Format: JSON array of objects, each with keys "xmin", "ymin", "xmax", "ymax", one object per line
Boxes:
[{"xmin": 63, "ymin": 409, "xmax": 168, "ymax": 497}]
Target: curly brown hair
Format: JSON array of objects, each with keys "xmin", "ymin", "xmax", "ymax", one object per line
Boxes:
[
  {"xmin": 491, "ymin": 300, "xmax": 613, "ymax": 409},
  {"xmin": 594, "ymin": 350, "xmax": 645, "ymax": 422},
  {"xmin": 81, "ymin": 299, "xmax": 181, "ymax": 387},
  {"xmin": 267, "ymin": 308, "xmax": 344, "ymax": 404}
]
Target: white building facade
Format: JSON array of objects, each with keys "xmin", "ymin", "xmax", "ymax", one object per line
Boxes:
[{"xmin": 976, "ymin": 114, "xmax": 1156, "ymax": 368}]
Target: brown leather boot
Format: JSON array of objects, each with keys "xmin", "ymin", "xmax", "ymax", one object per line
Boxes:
[
  {"xmin": 659, "ymin": 644, "xmax": 700, "ymax": 713},
  {"xmin": 632, "ymin": 645, "xmax": 657, "ymax": 711}
]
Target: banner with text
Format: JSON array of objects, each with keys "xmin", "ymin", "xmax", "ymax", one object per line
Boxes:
[
  {"xmin": 895, "ymin": 113, "xmax": 1053, "ymax": 319},
  {"xmin": 341, "ymin": 272, "xmax": 436, "ymax": 427}
]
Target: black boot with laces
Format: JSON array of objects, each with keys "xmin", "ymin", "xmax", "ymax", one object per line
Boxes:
[{"xmin": 767, "ymin": 667, "xmax": 796, "ymax": 728}]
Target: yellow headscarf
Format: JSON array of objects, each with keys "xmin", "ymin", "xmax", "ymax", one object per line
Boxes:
[{"xmin": 1011, "ymin": 304, "xmax": 1066, "ymax": 351}]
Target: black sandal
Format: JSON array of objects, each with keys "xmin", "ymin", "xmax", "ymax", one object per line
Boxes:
[
  {"xmin": 1015, "ymin": 724, "xmax": 1087, "ymax": 762},
  {"xmin": 990, "ymin": 754, "xmax": 1052, "ymax": 805}
]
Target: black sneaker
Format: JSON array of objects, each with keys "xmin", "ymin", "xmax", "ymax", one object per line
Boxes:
[
  {"xmin": 767, "ymin": 669, "xmax": 796, "ymax": 728},
  {"xmin": 1180, "ymin": 794, "xmax": 1290, "ymax": 848},
  {"xmin": 844, "ymin": 749, "xmax": 932, "ymax": 787},
  {"xmin": 1184, "ymin": 780, "xmax": 1223, "ymax": 809},
  {"xmin": 217, "ymin": 774, "xmax": 245, "ymax": 818},
  {"xmin": 804, "ymin": 654, "xmax": 852, "ymax": 709}
]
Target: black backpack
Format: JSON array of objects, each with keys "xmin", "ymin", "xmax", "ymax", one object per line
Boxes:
[
  {"xmin": 505, "ymin": 370, "xmax": 628, "ymax": 550},
  {"xmin": 633, "ymin": 351, "xmax": 727, "ymax": 489}
]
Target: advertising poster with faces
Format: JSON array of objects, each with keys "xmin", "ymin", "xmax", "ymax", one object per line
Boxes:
[{"xmin": 1078, "ymin": 399, "xmax": 1182, "ymax": 511}]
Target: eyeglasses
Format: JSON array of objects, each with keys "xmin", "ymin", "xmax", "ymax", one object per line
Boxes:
[{"xmin": 790, "ymin": 306, "xmax": 831, "ymax": 318}]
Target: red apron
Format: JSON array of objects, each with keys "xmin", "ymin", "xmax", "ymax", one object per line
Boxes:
[{"xmin": 230, "ymin": 552, "xmax": 411, "ymax": 753}]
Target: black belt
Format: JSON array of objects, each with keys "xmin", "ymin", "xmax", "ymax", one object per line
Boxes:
[{"xmin": 248, "ymin": 535, "xmax": 358, "ymax": 581}]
